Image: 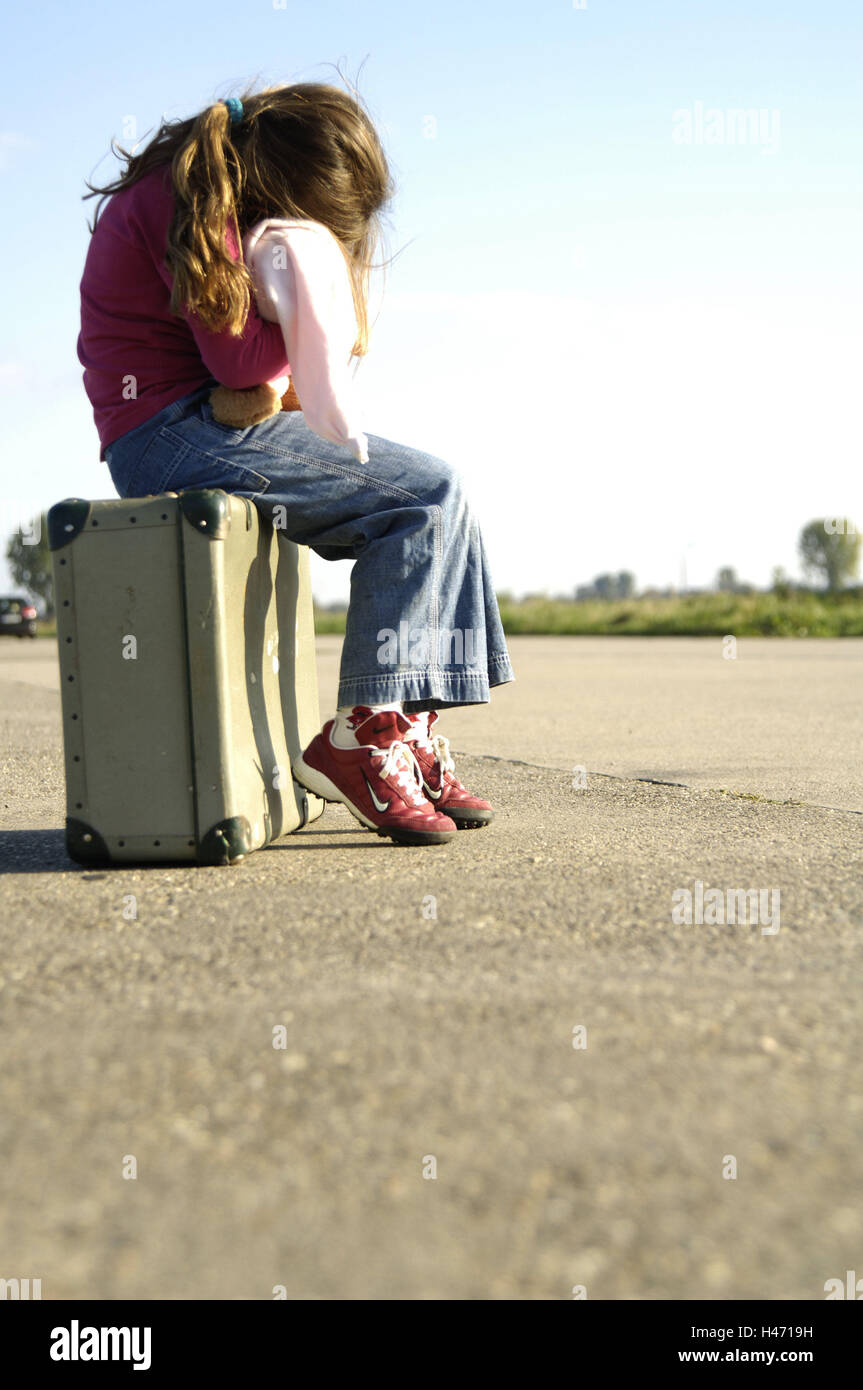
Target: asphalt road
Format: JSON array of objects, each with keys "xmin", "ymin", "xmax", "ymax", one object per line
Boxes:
[{"xmin": 0, "ymin": 636, "xmax": 860, "ymax": 1300}]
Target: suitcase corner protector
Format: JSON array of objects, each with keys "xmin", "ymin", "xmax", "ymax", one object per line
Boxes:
[
  {"xmin": 197, "ymin": 815, "xmax": 253, "ymax": 865},
  {"xmin": 65, "ymin": 816, "xmax": 111, "ymax": 865},
  {"xmin": 177, "ymin": 488, "xmax": 231, "ymax": 539},
  {"xmin": 48, "ymin": 498, "xmax": 91, "ymax": 550}
]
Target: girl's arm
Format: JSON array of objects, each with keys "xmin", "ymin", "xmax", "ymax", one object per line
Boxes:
[
  {"xmin": 173, "ymin": 289, "xmax": 291, "ymax": 390},
  {"xmin": 245, "ymin": 219, "xmax": 368, "ymax": 462}
]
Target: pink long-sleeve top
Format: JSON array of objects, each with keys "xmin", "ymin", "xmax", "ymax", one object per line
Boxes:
[{"xmin": 77, "ymin": 164, "xmax": 290, "ymax": 459}]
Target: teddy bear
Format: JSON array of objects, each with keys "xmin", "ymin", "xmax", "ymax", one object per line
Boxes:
[{"xmin": 210, "ymin": 377, "xmax": 302, "ymax": 427}]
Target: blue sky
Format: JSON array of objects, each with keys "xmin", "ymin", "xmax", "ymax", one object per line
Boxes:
[{"xmin": 1, "ymin": 0, "xmax": 861, "ymax": 602}]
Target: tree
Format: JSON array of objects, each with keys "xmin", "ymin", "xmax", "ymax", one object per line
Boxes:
[
  {"xmin": 5, "ymin": 513, "xmax": 54, "ymax": 614},
  {"xmin": 717, "ymin": 566, "xmax": 738, "ymax": 592},
  {"xmin": 798, "ymin": 519, "xmax": 860, "ymax": 592}
]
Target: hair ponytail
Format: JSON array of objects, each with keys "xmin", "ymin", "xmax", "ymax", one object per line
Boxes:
[{"xmin": 166, "ymin": 102, "xmax": 252, "ymax": 335}]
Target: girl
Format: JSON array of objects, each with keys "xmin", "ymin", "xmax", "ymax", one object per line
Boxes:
[{"xmin": 79, "ymin": 81, "xmax": 515, "ymax": 847}]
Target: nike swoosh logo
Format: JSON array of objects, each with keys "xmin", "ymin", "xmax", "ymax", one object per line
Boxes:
[
  {"xmin": 362, "ymin": 772, "xmax": 391, "ymax": 814},
  {"xmin": 423, "ymin": 780, "xmax": 443, "ymax": 801}
]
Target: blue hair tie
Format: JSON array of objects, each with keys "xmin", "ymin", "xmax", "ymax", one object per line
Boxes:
[{"xmin": 223, "ymin": 98, "xmax": 244, "ymax": 126}]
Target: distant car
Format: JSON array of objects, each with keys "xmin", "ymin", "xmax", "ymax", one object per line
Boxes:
[{"xmin": 0, "ymin": 595, "xmax": 38, "ymax": 638}]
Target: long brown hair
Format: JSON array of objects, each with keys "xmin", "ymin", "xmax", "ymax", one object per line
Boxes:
[{"xmin": 84, "ymin": 81, "xmax": 396, "ymax": 356}]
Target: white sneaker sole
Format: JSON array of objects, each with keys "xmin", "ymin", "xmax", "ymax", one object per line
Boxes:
[{"xmin": 292, "ymin": 755, "xmax": 376, "ymax": 830}]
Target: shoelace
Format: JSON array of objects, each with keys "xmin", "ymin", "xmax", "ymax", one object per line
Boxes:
[
  {"xmin": 405, "ymin": 725, "xmax": 457, "ymax": 777},
  {"xmin": 429, "ymin": 732, "xmax": 456, "ymax": 775},
  {"xmin": 373, "ymin": 739, "xmax": 428, "ymax": 807}
]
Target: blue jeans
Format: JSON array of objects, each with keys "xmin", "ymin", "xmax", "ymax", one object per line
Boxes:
[{"xmin": 104, "ymin": 381, "xmax": 515, "ymax": 713}]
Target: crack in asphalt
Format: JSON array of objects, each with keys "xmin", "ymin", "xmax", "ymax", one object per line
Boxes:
[{"xmin": 457, "ymin": 749, "xmax": 863, "ymax": 817}]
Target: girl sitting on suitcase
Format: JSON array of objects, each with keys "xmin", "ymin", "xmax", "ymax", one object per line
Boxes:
[{"xmin": 79, "ymin": 81, "xmax": 514, "ymax": 846}]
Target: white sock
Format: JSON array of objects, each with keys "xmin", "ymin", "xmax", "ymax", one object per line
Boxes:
[
  {"xmin": 404, "ymin": 709, "xmax": 430, "ymax": 740},
  {"xmin": 331, "ymin": 702, "xmax": 404, "ymax": 748}
]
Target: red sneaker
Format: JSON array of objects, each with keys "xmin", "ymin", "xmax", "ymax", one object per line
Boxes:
[
  {"xmin": 403, "ymin": 712, "xmax": 494, "ymax": 829},
  {"xmin": 292, "ymin": 708, "xmax": 458, "ymax": 845}
]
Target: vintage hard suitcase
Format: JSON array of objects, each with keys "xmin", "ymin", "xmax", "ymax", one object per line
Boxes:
[{"xmin": 48, "ymin": 488, "xmax": 324, "ymax": 865}]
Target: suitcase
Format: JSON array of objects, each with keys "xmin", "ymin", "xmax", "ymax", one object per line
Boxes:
[{"xmin": 48, "ymin": 488, "xmax": 324, "ymax": 866}]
